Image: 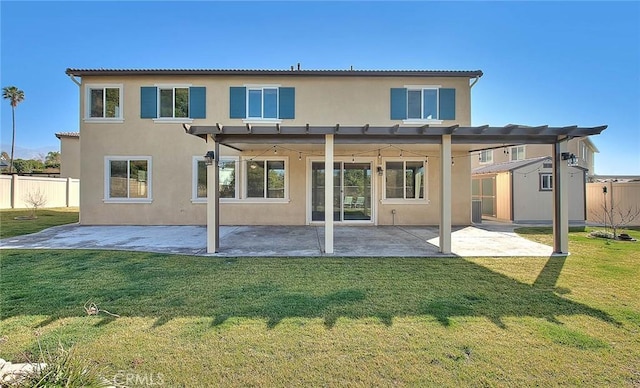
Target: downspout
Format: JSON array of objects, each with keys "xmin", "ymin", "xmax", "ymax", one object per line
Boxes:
[
  {"xmin": 66, "ymin": 72, "xmax": 81, "ymax": 223},
  {"xmin": 67, "ymin": 73, "xmax": 81, "ymax": 87},
  {"xmin": 470, "ymin": 75, "xmax": 481, "ymax": 89}
]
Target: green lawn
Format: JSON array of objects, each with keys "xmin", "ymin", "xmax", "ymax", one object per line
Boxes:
[
  {"xmin": 1, "ymin": 227, "xmax": 639, "ymax": 386},
  {"xmin": 0, "ymin": 208, "xmax": 79, "ymax": 239}
]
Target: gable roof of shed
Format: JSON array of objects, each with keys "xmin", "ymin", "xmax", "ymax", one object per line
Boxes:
[{"xmin": 472, "ymin": 156, "xmax": 552, "ymax": 175}]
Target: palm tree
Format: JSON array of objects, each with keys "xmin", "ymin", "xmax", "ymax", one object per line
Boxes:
[{"xmin": 3, "ymin": 86, "xmax": 25, "ymax": 174}]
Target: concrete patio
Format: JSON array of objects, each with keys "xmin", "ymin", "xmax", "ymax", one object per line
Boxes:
[{"xmin": 0, "ymin": 223, "xmax": 554, "ymax": 257}]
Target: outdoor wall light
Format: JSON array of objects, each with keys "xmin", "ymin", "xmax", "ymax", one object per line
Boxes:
[
  {"xmin": 377, "ymin": 166, "xmax": 384, "ymax": 176},
  {"xmin": 204, "ymin": 151, "xmax": 215, "ymax": 165},
  {"xmin": 561, "ymin": 152, "xmax": 577, "ymax": 166}
]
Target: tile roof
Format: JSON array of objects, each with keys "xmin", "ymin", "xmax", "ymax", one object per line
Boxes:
[
  {"xmin": 55, "ymin": 132, "xmax": 79, "ymax": 138},
  {"xmin": 65, "ymin": 68, "xmax": 484, "ymax": 78}
]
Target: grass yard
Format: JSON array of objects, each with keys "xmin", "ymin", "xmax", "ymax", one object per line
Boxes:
[
  {"xmin": 0, "ymin": 207, "xmax": 79, "ymax": 239},
  {"xmin": 1, "ymin": 227, "xmax": 639, "ymax": 386}
]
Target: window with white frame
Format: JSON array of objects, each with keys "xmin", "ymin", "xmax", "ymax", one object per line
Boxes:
[
  {"xmin": 248, "ymin": 87, "xmax": 278, "ymax": 119},
  {"xmin": 407, "ymin": 88, "xmax": 438, "ymax": 120},
  {"xmin": 510, "ymin": 146, "xmax": 526, "ymax": 161},
  {"xmin": 192, "ymin": 157, "xmax": 238, "ymax": 200},
  {"xmin": 540, "ymin": 173, "xmax": 553, "ymax": 191},
  {"xmin": 246, "ymin": 159, "xmax": 286, "ymax": 199},
  {"xmin": 86, "ymin": 84, "xmax": 122, "ymax": 120},
  {"xmin": 581, "ymin": 141, "xmax": 588, "ymax": 161},
  {"xmin": 105, "ymin": 157, "xmax": 151, "ymax": 201},
  {"xmin": 384, "ymin": 160, "xmax": 426, "ymax": 200},
  {"xmin": 159, "ymin": 87, "xmax": 189, "ymax": 118},
  {"xmin": 479, "ymin": 150, "xmax": 493, "ymax": 164}
]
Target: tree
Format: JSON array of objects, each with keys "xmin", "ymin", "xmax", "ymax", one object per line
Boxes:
[
  {"xmin": 591, "ymin": 185, "xmax": 640, "ymax": 239},
  {"xmin": 23, "ymin": 187, "xmax": 47, "ymax": 219},
  {"xmin": 2, "ymin": 86, "xmax": 25, "ymax": 174},
  {"xmin": 0, "ymin": 151, "xmax": 8, "ymax": 172},
  {"xmin": 45, "ymin": 151, "xmax": 61, "ymax": 168},
  {"xmin": 12, "ymin": 158, "xmax": 44, "ymax": 174}
]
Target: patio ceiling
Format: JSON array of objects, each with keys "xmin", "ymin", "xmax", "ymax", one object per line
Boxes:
[{"xmin": 185, "ymin": 124, "xmax": 608, "ymax": 148}]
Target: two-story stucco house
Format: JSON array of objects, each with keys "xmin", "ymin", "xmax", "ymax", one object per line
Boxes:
[
  {"xmin": 65, "ymin": 68, "xmax": 606, "ymax": 254},
  {"xmin": 470, "ymin": 138, "xmax": 599, "ymax": 223}
]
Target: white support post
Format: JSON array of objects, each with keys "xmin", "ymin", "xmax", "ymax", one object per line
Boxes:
[
  {"xmin": 207, "ymin": 141, "xmax": 220, "ymax": 253},
  {"xmin": 324, "ymin": 134, "xmax": 334, "ymax": 254},
  {"xmin": 553, "ymin": 141, "xmax": 569, "ymax": 254},
  {"xmin": 439, "ymin": 135, "xmax": 452, "ymax": 254}
]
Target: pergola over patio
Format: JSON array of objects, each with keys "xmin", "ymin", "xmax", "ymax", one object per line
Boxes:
[{"xmin": 185, "ymin": 123, "xmax": 607, "ymax": 256}]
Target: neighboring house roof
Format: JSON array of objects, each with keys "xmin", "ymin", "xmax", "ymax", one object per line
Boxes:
[
  {"xmin": 65, "ymin": 68, "xmax": 484, "ymax": 78},
  {"xmin": 55, "ymin": 132, "xmax": 79, "ymax": 139},
  {"xmin": 473, "ymin": 156, "xmax": 551, "ymax": 175},
  {"xmin": 592, "ymin": 175, "xmax": 640, "ymax": 182}
]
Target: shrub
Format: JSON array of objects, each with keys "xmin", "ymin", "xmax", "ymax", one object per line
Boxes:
[{"xmin": 589, "ymin": 230, "xmax": 614, "ymax": 239}]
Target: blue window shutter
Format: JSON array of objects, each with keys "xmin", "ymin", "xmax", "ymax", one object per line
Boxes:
[
  {"xmin": 439, "ymin": 88, "xmax": 456, "ymax": 120},
  {"xmin": 278, "ymin": 87, "xmax": 295, "ymax": 119},
  {"xmin": 229, "ymin": 87, "xmax": 246, "ymax": 118},
  {"xmin": 140, "ymin": 87, "xmax": 157, "ymax": 118},
  {"xmin": 189, "ymin": 87, "xmax": 206, "ymax": 119},
  {"xmin": 390, "ymin": 88, "xmax": 407, "ymax": 120}
]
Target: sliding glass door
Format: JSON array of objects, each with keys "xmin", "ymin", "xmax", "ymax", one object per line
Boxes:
[{"xmin": 311, "ymin": 161, "xmax": 372, "ymax": 222}]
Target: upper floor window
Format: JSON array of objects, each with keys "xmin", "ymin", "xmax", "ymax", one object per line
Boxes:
[
  {"xmin": 230, "ymin": 86, "xmax": 295, "ymax": 121},
  {"xmin": 248, "ymin": 87, "xmax": 278, "ymax": 119},
  {"xmin": 510, "ymin": 146, "xmax": 525, "ymax": 161},
  {"xmin": 390, "ymin": 86, "xmax": 456, "ymax": 122},
  {"xmin": 104, "ymin": 156, "xmax": 152, "ymax": 202},
  {"xmin": 192, "ymin": 157, "xmax": 238, "ymax": 201},
  {"xmin": 140, "ymin": 86, "xmax": 206, "ymax": 121},
  {"xmin": 581, "ymin": 141, "xmax": 588, "ymax": 161},
  {"xmin": 246, "ymin": 159, "xmax": 287, "ymax": 199},
  {"xmin": 408, "ymin": 88, "xmax": 438, "ymax": 120},
  {"xmin": 384, "ymin": 160, "xmax": 426, "ymax": 200},
  {"xmin": 86, "ymin": 84, "xmax": 123, "ymax": 121},
  {"xmin": 160, "ymin": 87, "xmax": 188, "ymax": 118},
  {"xmin": 479, "ymin": 150, "xmax": 493, "ymax": 164}
]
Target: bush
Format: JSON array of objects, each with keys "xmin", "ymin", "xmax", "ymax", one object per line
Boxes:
[{"xmin": 589, "ymin": 230, "xmax": 614, "ymax": 239}]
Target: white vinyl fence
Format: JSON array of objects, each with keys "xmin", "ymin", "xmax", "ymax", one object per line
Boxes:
[{"xmin": 0, "ymin": 175, "xmax": 79, "ymax": 209}]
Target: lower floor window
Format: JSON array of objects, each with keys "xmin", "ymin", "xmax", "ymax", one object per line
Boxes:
[
  {"xmin": 106, "ymin": 157, "xmax": 151, "ymax": 200},
  {"xmin": 385, "ymin": 160, "xmax": 425, "ymax": 199},
  {"xmin": 194, "ymin": 157, "xmax": 237, "ymax": 199},
  {"xmin": 247, "ymin": 160, "xmax": 285, "ymax": 198},
  {"xmin": 540, "ymin": 173, "xmax": 553, "ymax": 191}
]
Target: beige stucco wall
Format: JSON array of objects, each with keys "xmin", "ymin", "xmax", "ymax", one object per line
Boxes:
[
  {"xmin": 59, "ymin": 136, "xmax": 80, "ymax": 179},
  {"xmin": 77, "ymin": 74, "xmax": 473, "ymax": 226}
]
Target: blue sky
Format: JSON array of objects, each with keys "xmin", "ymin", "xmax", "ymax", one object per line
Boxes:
[{"xmin": 1, "ymin": 1, "xmax": 639, "ymax": 175}]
